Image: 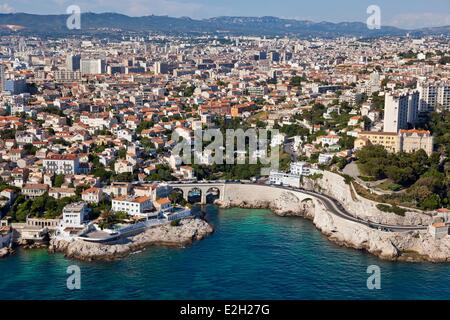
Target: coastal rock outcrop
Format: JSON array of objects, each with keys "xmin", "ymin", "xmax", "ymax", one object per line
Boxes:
[
  {"xmin": 305, "ymin": 201, "xmax": 450, "ymax": 262},
  {"xmin": 49, "ymin": 218, "xmax": 214, "ymax": 261},
  {"xmin": 0, "ymin": 247, "xmax": 10, "ymax": 258},
  {"xmin": 302, "ymin": 171, "xmax": 433, "ymax": 226},
  {"xmin": 216, "ymin": 190, "xmax": 314, "ymax": 218},
  {"xmin": 219, "ymin": 183, "xmax": 450, "ymax": 263}
]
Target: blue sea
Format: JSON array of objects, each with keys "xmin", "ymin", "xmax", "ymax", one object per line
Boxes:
[{"xmin": 0, "ymin": 206, "xmax": 449, "ymax": 300}]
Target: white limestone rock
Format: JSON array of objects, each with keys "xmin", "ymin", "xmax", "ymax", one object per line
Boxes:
[{"xmin": 49, "ymin": 218, "xmax": 214, "ymax": 261}]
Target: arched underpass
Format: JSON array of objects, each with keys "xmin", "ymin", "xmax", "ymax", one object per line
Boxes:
[{"xmin": 205, "ymin": 187, "xmax": 221, "ymax": 204}]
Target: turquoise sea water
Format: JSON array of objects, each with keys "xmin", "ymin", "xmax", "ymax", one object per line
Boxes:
[{"xmin": 0, "ymin": 206, "xmax": 449, "ymax": 300}]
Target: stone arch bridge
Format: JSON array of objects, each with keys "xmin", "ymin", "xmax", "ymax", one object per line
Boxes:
[{"xmin": 167, "ymin": 182, "xmax": 226, "ymax": 204}]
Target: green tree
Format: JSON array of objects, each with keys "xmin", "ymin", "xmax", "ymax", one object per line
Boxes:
[{"xmin": 54, "ymin": 175, "xmax": 65, "ymax": 188}]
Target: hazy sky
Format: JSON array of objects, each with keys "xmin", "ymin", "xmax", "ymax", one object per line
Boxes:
[{"xmin": 1, "ymin": 0, "xmax": 450, "ymax": 29}]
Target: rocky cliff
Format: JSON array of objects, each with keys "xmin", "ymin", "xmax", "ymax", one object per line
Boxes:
[
  {"xmin": 313, "ymin": 201, "xmax": 450, "ymax": 262},
  {"xmin": 218, "ymin": 189, "xmax": 314, "ymax": 219},
  {"xmin": 218, "ymin": 183, "xmax": 450, "ymax": 263},
  {"xmin": 49, "ymin": 218, "xmax": 214, "ymax": 261},
  {"xmin": 301, "ymin": 171, "xmax": 432, "ymax": 226}
]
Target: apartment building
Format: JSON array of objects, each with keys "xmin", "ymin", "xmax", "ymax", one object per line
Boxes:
[
  {"xmin": 355, "ymin": 132, "xmax": 399, "ymax": 152},
  {"xmin": 43, "ymin": 154, "xmax": 81, "ymax": 175},
  {"xmin": 54, "ymin": 70, "xmax": 82, "ymax": 82},
  {"xmin": 0, "ymin": 64, "xmax": 4, "ymax": 92},
  {"xmin": 417, "ymin": 80, "xmax": 450, "ymax": 112},
  {"xmin": 383, "ymin": 90, "xmax": 419, "ymax": 133},
  {"xmin": 356, "ymin": 130, "xmax": 433, "ymax": 156},
  {"xmin": 80, "ymin": 58, "xmax": 106, "ymax": 75},
  {"xmin": 22, "ymin": 184, "xmax": 49, "ymax": 198},
  {"xmin": 112, "ymin": 196, "xmax": 153, "ymax": 217},
  {"xmin": 66, "ymin": 54, "xmax": 81, "ymax": 71}
]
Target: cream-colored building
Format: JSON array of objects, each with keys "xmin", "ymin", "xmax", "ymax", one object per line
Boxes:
[
  {"xmin": 355, "ymin": 132, "xmax": 399, "ymax": 153},
  {"xmin": 355, "ymin": 130, "xmax": 433, "ymax": 156},
  {"xmin": 398, "ymin": 129, "xmax": 434, "ymax": 156}
]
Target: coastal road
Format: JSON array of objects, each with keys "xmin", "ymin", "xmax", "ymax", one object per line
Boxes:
[
  {"xmin": 170, "ymin": 180, "xmax": 429, "ymax": 233},
  {"xmin": 266, "ymin": 184, "xmax": 428, "ymax": 232}
]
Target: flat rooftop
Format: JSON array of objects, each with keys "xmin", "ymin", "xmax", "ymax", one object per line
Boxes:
[{"xmin": 83, "ymin": 230, "xmax": 113, "ymax": 239}]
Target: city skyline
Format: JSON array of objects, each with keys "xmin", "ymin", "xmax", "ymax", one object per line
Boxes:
[
  {"xmin": 0, "ymin": 0, "xmax": 450, "ymax": 29},
  {"xmin": 1, "ymin": 0, "xmax": 450, "ymax": 306}
]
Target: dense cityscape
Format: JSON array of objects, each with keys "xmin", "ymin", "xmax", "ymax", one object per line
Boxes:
[{"xmin": 1, "ymin": 5, "xmax": 450, "ymax": 303}]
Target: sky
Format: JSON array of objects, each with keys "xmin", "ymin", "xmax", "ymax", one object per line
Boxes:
[{"xmin": 0, "ymin": 0, "xmax": 450, "ymax": 29}]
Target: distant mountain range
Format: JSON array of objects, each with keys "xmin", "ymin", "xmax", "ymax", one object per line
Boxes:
[{"xmin": 1, "ymin": 12, "xmax": 449, "ymax": 37}]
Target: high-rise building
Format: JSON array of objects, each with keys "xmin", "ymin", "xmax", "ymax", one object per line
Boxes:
[
  {"xmin": 437, "ymin": 82, "xmax": 450, "ymax": 111},
  {"xmin": 407, "ymin": 90, "xmax": 420, "ymax": 125},
  {"xmin": 367, "ymin": 71, "xmax": 381, "ymax": 95},
  {"xmin": 80, "ymin": 58, "xmax": 106, "ymax": 75},
  {"xmin": 154, "ymin": 61, "xmax": 170, "ymax": 74},
  {"xmin": 66, "ymin": 54, "xmax": 81, "ymax": 71},
  {"xmin": 268, "ymin": 51, "xmax": 280, "ymax": 62},
  {"xmin": 4, "ymin": 78, "xmax": 27, "ymax": 95},
  {"xmin": 417, "ymin": 80, "xmax": 450, "ymax": 112},
  {"xmin": 383, "ymin": 90, "xmax": 419, "ymax": 133},
  {"xmin": 0, "ymin": 64, "xmax": 4, "ymax": 92},
  {"xmin": 259, "ymin": 51, "xmax": 267, "ymax": 60}
]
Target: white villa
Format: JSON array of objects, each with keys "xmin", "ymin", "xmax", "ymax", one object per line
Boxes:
[
  {"xmin": 62, "ymin": 202, "xmax": 89, "ymax": 228},
  {"xmin": 112, "ymin": 196, "xmax": 153, "ymax": 217}
]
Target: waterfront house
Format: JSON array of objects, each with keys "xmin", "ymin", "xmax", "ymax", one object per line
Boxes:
[
  {"xmin": 269, "ymin": 171, "xmax": 301, "ymax": 188},
  {"xmin": 112, "ymin": 196, "xmax": 153, "ymax": 217},
  {"xmin": 435, "ymin": 208, "xmax": 450, "ymax": 224},
  {"xmin": 62, "ymin": 202, "xmax": 89, "ymax": 229},
  {"xmin": 154, "ymin": 197, "xmax": 172, "ymax": 212},
  {"xmin": 11, "ymin": 217, "xmax": 60, "ymax": 242},
  {"xmin": 177, "ymin": 166, "xmax": 194, "ymax": 180},
  {"xmin": 428, "ymin": 222, "xmax": 449, "ymax": 240}
]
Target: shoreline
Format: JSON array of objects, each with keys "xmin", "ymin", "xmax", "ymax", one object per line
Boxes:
[
  {"xmin": 217, "ymin": 200, "xmax": 443, "ymax": 263},
  {"xmin": 3, "ymin": 175, "xmax": 449, "ymax": 263},
  {"xmin": 48, "ymin": 217, "xmax": 214, "ymax": 261},
  {"xmin": 3, "ymin": 200, "xmax": 448, "ymax": 263},
  {"xmin": 216, "ymin": 182, "xmax": 450, "ymax": 263}
]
